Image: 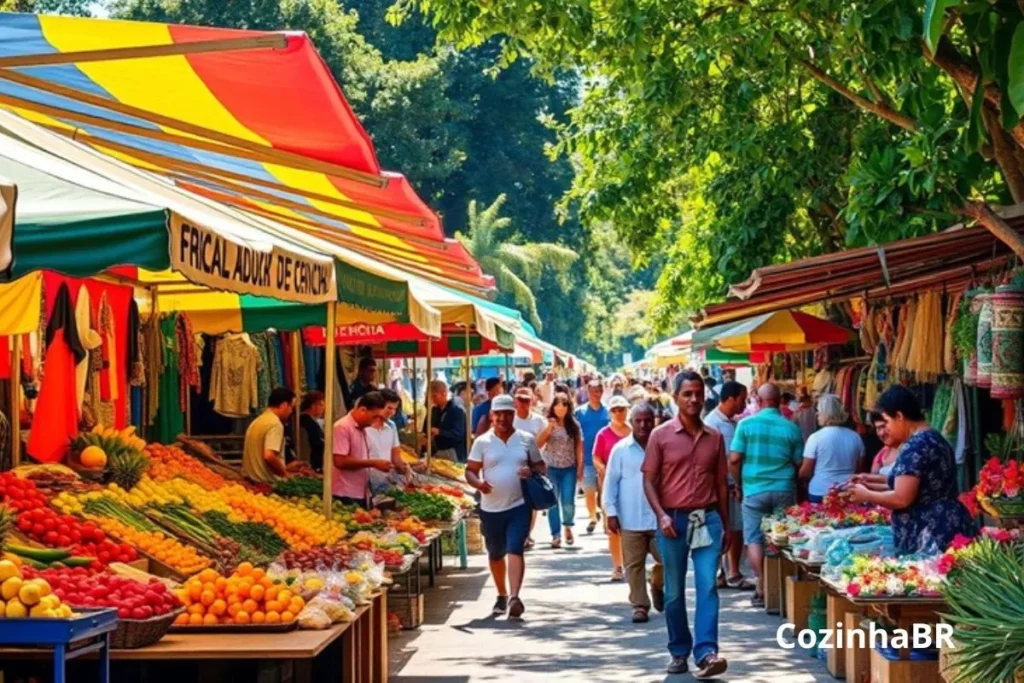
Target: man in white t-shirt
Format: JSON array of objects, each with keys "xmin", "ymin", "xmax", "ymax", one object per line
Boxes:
[
  {"xmin": 365, "ymin": 389, "xmax": 412, "ymax": 483},
  {"xmin": 466, "ymin": 394, "xmax": 546, "ymax": 619}
]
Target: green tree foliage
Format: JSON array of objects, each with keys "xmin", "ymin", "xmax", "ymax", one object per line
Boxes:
[
  {"xmin": 1, "ymin": 0, "xmax": 92, "ymax": 14},
  {"xmin": 392, "ymin": 0, "xmax": 1024, "ymax": 333},
  {"xmin": 456, "ymin": 193, "xmax": 577, "ymax": 331}
]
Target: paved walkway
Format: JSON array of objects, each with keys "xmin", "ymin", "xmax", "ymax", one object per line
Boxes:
[{"xmin": 389, "ymin": 508, "xmax": 832, "ymax": 682}]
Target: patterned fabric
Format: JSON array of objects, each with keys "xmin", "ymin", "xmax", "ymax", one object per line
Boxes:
[
  {"xmin": 887, "ymin": 428, "xmax": 977, "ymax": 556},
  {"xmin": 730, "ymin": 408, "xmax": 803, "ymax": 497},
  {"xmin": 176, "ymin": 314, "xmax": 200, "ymax": 412},
  {"xmin": 542, "ymin": 425, "xmax": 578, "ymax": 469}
]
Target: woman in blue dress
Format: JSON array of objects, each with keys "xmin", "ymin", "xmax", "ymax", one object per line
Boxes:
[{"xmin": 850, "ymin": 385, "xmax": 976, "ymax": 555}]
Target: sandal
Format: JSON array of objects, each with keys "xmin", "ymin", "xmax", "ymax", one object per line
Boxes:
[
  {"xmin": 611, "ymin": 567, "xmax": 625, "ymax": 582},
  {"xmin": 632, "ymin": 608, "xmax": 649, "ymax": 623},
  {"xmin": 565, "ymin": 529, "xmax": 574, "ymax": 546},
  {"xmin": 586, "ymin": 520, "xmax": 597, "ymax": 534},
  {"xmin": 716, "ymin": 571, "xmax": 727, "ymax": 589},
  {"xmin": 524, "ymin": 538, "xmax": 535, "ymax": 551},
  {"xmin": 726, "ymin": 574, "xmax": 756, "ymax": 590},
  {"xmin": 751, "ymin": 593, "xmax": 765, "ymax": 608},
  {"xmin": 551, "ymin": 537, "xmax": 561, "ymax": 549}
]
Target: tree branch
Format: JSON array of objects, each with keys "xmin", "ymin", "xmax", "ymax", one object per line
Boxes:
[
  {"xmin": 795, "ymin": 57, "xmax": 918, "ymax": 132},
  {"xmin": 853, "ymin": 60, "xmax": 886, "ymax": 107},
  {"xmin": 982, "ymin": 105, "xmax": 1024, "ymax": 203},
  {"xmin": 960, "ymin": 201, "xmax": 1024, "ymax": 260}
]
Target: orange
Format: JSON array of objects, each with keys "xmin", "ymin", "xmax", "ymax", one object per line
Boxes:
[
  {"xmin": 242, "ymin": 599, "xmax": 258, "ymax": 614},
  {"xmin": 210, "ymin": 599, "xmax": 227, "ymax": 616},
  {"xmin": 251, "ymin": 611, "xmax": 266, "ymax": 624},
  {"xmin": 198, "ymin": 568, "xmax": 218, "ymax": 583},
  {"xmin": 278, "ymin": 590, "xmax": 292, "ymax": 604},
  {"xmin": 227, "ymin": 594, "xmax": 242, "ymax": 606},
  {"xmin": 250, "ymin": 584, "xmax": 265, "ymax": 602},
  {"xmin": 259, "ymin": 576, "xmax": 275, "ymax": 589},
  {"xmin": 234, "ymin": 611, "xmax": 250, "ymax": 624},
  {"xmin": 265, "ymin": 611, "xmax": 280, "ymax": 624},
  {"xmin": 173, "ymin": 613, "xmax": 189, "ymax": 626},
  {"xmin": 227, "ymin": 603, "xmax": 241, "ymax": 617},
  {"xmin": 264, "ymin": 600, "xmax": 282, "ymax": 614},
  {"xmin": 281, "ymin": 611, "xmax": 295, "ymax": 623},
  {"xmin": 250, "ymin": 568, "xmax": 265, "ymax": 581},
  {"xmin": 187, "ymin": 581, "xmax": 202, "ymax": 601},
  {"xmin": 237, "ymin": 582, "xmax": 251, "ymax": 599},
  {"xmin": 236, "ymin": 562, "xmax": 253, "ymax": 577},
  {"xmin": 202, "ymin": 582, "xmax": 217, "ymax": 595},
  {"xmin": 188, "ymin": 613, "xmax": 204, "ymax": 625},
  {"xmin": 289, "ymin": 599, "xmax": 304, "ymax": 614},
  {"xmin": 200, "ymin": 590, "xmax": 215, "ymax": 607},
  {"xmin": 188, "ymin": 604, "xmax": 204, "ymax": 616},
  {"xmin": 203, "ymin": 613, "xmax": 218, "ymax": 625},
  {"xmin": 215, "ymin": 577, "xmax": 228, "ymax": 592},
  {"xmin": 265, "ymin": 586, "xmax": 280, "ymax": 602}
]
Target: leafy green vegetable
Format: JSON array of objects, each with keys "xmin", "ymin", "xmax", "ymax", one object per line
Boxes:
[{"xmin": 386, "ymin": 488, "xmax": 455, "ymax": 522}]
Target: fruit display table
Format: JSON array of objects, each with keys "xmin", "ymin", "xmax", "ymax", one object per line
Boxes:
[
  {"xmin": 0, "ymin": 592, "xmax": 390, "ymax": 683},
  {"xmin": 0, "ymin": 608, "xmax": 118, "ymax": 683}
]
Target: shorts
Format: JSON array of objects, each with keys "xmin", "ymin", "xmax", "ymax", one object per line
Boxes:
[
  {"xmin": 479, "ymin": 503, "xmax": 531, "ymax": 560},
  {"xmin": 582, "ymin": 464, "xmax": 598, "ymax": 492},
  {"xmin": 741, "ymin": 490, "xmax": 796, "ymax": 546}
]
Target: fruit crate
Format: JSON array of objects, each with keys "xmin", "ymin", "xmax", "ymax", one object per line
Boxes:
[{"xmin": 0, "ymin": 608, "xmax": 118, "ymax": 683}]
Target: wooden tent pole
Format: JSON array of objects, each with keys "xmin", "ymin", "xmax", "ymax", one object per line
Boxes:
[
  {"xmin": 0, "ymin": 35, "xmax": 287, "ymax": 69},
  {"xmin": 0, "ymin": 91, "xmax": 386, "ymax": 187},
  {"xmin": 322, "ymin": 304, "xmax": 337, "ymax": 518},
  {"xmin": 10, "ymin": 336, "xmax": 20, "ymax": 468},
  {"xmin": 412, "ymin": 356, "xmax": 419, "ymax": 454},
  {"xmin": 425, "ymin": 339, "xmax": 433, "ymax": 468},
  {"xmin": 465, "ymin": 327, "xmax": 472, "ymax": 453},
  {"xmin": 291, "ymin": 331, "xmax": 302, "ymax": 462}
]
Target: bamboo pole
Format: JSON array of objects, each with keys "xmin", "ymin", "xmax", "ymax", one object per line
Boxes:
[
  {"xmin": 10, "ymin": 336, "xmax": 20, "ymax": 468},
  {"xmin": 291, "ymin": 331, "xmax": 302, "ymax": 462},
  {"xmin": 465, "ymin": 326, "xmax": 472, "ymax": 452},
  {"xmin": 0, "ymin": 90, "xmax": 386, "ymax": 187},
  {"xmin": 36, "ymin": 124, "xmax": 426, "ymax": 226},
  {"xmin": 0, "ymin": 34, "xmax": 287, "ymax": 68},
  {"xmin": 425, "ymin": 339, "xmax": 433, "ymax": 468},
  {"xmin": 322, "ymin": 304, "xmax": 337, "ymax": 518}
]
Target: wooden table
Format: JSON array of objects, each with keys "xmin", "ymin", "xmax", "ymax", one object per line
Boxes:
[{"xmin": 0, "ymin": 591, "xmax": 391, "ymax": 683}]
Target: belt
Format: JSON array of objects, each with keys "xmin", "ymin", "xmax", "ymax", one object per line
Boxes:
[{"xmin": 664, "ymin": 505, "xmax": 717, "ymax": 514}]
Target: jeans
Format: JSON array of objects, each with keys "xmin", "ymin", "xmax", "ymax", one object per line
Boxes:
[
  {"xmin": 547, "ymin": 465, "xmax": 578, "ymax": 536},
  {"xmin": 657, "ymin": 509, "xmax": 723, "ymax": 662}
]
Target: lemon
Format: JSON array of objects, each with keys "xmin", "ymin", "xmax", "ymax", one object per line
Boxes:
[
  {"xmin": 40, "ymin": 595, "xmax": 61, "ymax": 610},
  {"xmin": 30, "ymin": 578, "xmax": 51, "ymax": 597},
  {"xmin": 2, "ymin": 576, "xmax": 23, "ymax": 601},
  {"xmin": 59, "ymin": 604, "xmax": 73, "ymax": 618},
  {"xmin": 29, "ymin": 604, "xmax": 54, "ymax": 618},
  {"xmin": 5, "ymin": 599, "xmax": 27, "ymax": 618},
  {"xmin": 0, "ymin": 560, "xmax": 20, "ymax": 582},
  {"xmin": 19, "ymin": 583, "xmax": 42, "ymax": 606}
]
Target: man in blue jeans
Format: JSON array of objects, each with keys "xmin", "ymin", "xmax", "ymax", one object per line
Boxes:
[{"xmin": 642, "ymin": 370, "xmax": 730, "ymax": 679}]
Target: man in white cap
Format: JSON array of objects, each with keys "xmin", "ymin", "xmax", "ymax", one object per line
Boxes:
[{"xmin": 466, "ymin": 394, "xmax": 547, "ymax": 619}]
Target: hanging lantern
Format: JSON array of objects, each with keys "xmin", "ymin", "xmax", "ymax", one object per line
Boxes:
[
  {"xmin": 990, "ymin": 284, "xmax": 1024, "ymax": 399},
  {"xmin": 976, "ymin": 293, "xmax": 994, "ymax": 389}
]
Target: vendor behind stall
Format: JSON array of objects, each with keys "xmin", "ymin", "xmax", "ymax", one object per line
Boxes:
[
  {"xmin": 242, "ymin": 387, "xmax": 295, "ymax": 483},
  {"xmin": 850, "ymin": 385, "xmax": 976, "ymax": 555},
  {"xmin": 423, "ymin": 379, "xmax": 467, "ymax": 462}
]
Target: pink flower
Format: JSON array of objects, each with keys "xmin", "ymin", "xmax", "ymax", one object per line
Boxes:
[
  {"xmin": 937, "ymin": 554, "xmax": 955, "ymax": 575},
  {"xmin": 847, "ymin": 582, "xmax": 861, "ymax": 597},
  {"xmin": 949, "ymin": 534, "xmax": 973, "ymax": 551}
]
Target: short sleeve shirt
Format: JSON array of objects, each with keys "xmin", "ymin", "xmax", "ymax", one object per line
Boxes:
[
  {"xmin": 366, "ymin": 420, "xmax": 400, "ymax": 460},
  {"xmin": 594, "ymin": 426, "xmax": 629, "ymax": 466},
  {"xmin": 803, "ymin": 425, "xmax": 864, "ymax": 496},
  {"xmin": 575, "ymin": 403, "xmax": 610, "ymax": 467},
  {"xmin": 242, "ymin": 409, "xmax": 285, "ymax": 483},
  {"xmin": 332, "ymin": 414, "xmax": 371, "ymax": 499},
  {"xmin": 641, "ymin": 419, "xmax": 725, "ymax": 509},
  {"xmin": 513, "ymin": 412, "xmax": 546, "ymax": 437},
  {"xmin": 730, "ymin": 408, "xmax": 803, "ymax": 496},
  {"xmin": 469, "ymin": 430, "xmax": 543, "ymax": 513}
]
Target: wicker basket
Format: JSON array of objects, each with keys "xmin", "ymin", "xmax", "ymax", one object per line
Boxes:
[{"xmin": 108, "ymin": 608, "xmax": 184, "ymax": 649}]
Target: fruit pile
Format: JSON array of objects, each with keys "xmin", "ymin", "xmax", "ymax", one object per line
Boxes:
[
  {"xmin": 0, "ymin": 559, "xmax": 74, "ymax": 618},
  {"xmin": 20, "ymin": 565, "xmax": 181, "ymax": 619},
  {"xmin": 72, "ymin": 426, "xmax": 149, "ymax": 490},
  {"xmin": 218, "ymin": 484, "xmax": 345, "ymax": 549},
  {"xmin": 277, "ymin": 547, "xmax": 354, "ymax": 572},
  {"xmin": 89, "ymin": 515, "xmax": 210, "ymax": 575},
  {"xmin": 15, "ymin": 507, "xmax": 136, "ymax": 565},
  {"xmin": 145, "ymin": 443, "xmax": 226, "ymax": 491},
  {"xmin": 173, "ymin": 564, "xmax": 305, "ymax": 626},
  {"xmin": 0, "ymin": 472, "xmax": 49, "ymax": 512}
]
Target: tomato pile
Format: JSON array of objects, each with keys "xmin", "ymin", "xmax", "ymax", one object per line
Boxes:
[
  {"xmin": 21, "ymin": 566, "xmax": 181, "ymax": 619},
  {"xmin": 16, "ymin": 508, "xmax": 137, "ymax": 565},
  {"xmin": 0, "ymin": 472, "xmax": 49, "ymax": 512}
]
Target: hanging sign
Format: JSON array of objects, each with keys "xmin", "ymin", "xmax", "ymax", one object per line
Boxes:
[{"xmin": 170, "ymin": 216, "xmax": 335, "ymax": 304}]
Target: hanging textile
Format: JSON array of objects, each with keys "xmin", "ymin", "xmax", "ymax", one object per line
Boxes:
[
  {"xmin": 0, "ymin": 335, "xmax": 32, "ymax": 380},
  {"xmin": 176, "ymin": 313, "xmax": 200, "ymax": 411},
  {"xmin": 253, "ymin": 333, "xmax": 273, "ymax": 408},
  {"xmin": 150, "ymin": 315, "xmax": 183, "ymax": 444},
  {"xmin": 126, "ymin": 299, "xmax": 143, "ymax": 387},
  {"xmin": 73, "ymin": 286, "xmax": 102, "ymax": 409},
  {"xmin": 976, "ymin": 293, "xmax": 994, "ymax": 388},
  {"xmin": 272, "ymin": 334, "xmax": 286, "ymax": 388},
  {"xmin": 943, "ymin": 291, "xmax": 963, "ymax": 376},
  {"xmin": 990, "ymin": 284, "xmax": 1024, "ymax": 400},
  {"xmin": 26, "ymin": 329, "xmax": 79, "ymax": 463},
  {"xmin": 210, "ymin": 334, "xmax": 260, "ymax": 418},
  {"xmin": 143, "ymin": 312, "xmax": 163, "ymax": 425}
]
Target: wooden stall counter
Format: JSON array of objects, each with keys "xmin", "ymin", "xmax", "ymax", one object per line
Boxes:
[{"xmin": 110, "ymin": 622, "xmax": 351, "ymax": 661}]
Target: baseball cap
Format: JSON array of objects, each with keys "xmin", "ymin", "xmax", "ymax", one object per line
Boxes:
[
  {"xmin": 609, "ymin": 396, "xmax": 630, "ymax": 410},
  {"xmin": 491, "ymin": 394, "xmax": 516, "ymax": 412},
  {"xmin": 514, "ymin": 388, "xmax": 534, "ymax": 401}
]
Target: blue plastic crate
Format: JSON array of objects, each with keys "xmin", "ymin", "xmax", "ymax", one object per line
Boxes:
[{"xmin": 0, "ymin": 608, "xmax": 117, "ymax": 646}]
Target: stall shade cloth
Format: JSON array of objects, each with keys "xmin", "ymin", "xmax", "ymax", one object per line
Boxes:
[
  {"xmin": 703, "ymin": 310, "xmax": 851, "ymax": 352},
  {"xmin": 0, "ymin": 13, "xmax": 491, "ymax": 290},
  {"xmin": 0, "ymin": 271, "xmax": 41, "ymax": 334}
]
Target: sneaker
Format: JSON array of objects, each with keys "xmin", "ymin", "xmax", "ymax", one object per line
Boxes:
[
  {"xmin": 694, "ymin": 654, "xmax": 728, "ymax": 679},
  {"xmin": 492, "ymin": 596, "xmax": 508, "ymax": 616},
  {"xmin": 666, "ymin": 656, "xmax": 688, "ymax": 674},
  {"xmin": 651, "ymin": 586, "xmax": 665, "ymax": 613},
  {"xmin": 508, "ymin": 597, "xmax": 525, "ymax": 619}
]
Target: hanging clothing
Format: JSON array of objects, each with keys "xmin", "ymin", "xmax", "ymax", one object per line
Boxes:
[
  {"xmin": 27, "ymin": 330, "xmax": 79, "ymax": 463},
  {"xmin": 97, "ymin": 292, "xmax": 118, "ymax": 404},
  {"xmin": 127, "ymin": 299, "xmax": 144, "ymax": 388},
  {"xmin": 74, "ymin": 286, "xmax": 102, "ymax": 409},
  {"xmin": 144, "ymin": 314, "xmax": 164, "ymax": 425},
  {"xmin": 210, "ymin": 334, "xmax": 260, "ymax": 418},
  {"xmin": 176, "ymin": 314, "xmax": 200, "ymax": 411},
  {"xmin": 150, "ymin": 315, "xmax": 183, "ymax": 444},
  {"xmin": 46, "ymin": 282, "xmax": 85, "ymax": 365}
]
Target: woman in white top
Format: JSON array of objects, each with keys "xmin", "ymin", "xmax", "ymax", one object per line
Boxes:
[{"xmin": 798, "ymin": 394, "xmax": 864, "ymax": 503}]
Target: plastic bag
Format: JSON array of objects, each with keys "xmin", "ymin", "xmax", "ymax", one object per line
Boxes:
[{"xmin": 297, "ymin": 606, "xmax": 332, "ymax": 630}]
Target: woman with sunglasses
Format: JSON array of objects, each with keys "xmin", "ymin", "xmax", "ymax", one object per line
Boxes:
[{"xmin": 537, "ymin": 392, "xmax": 584, "ymax": 548}]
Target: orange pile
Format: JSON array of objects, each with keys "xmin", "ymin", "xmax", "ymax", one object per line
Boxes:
[
  {"xmin": 172, "ymin": 562, "xmax": 305, "ymax": 626},
  {"xmin": 92, "ymin": 517, "xmax": 210, "ymax": 575},
  {"xmin": 145, "ymin": 444, "xmax": 226, "ymax": 490}
]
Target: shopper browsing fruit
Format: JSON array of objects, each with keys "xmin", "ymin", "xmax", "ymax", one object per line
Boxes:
[
  {"xmin": 332, "ymin": 392, "xmax": 389, "ymax": 508},
  {"xmin": 242, "ymin": 387, "xmax": 296, "ymax": 484},
  {"xmin": 366, "ymin": 389, "xmax": 413, "ymax": 480},
  {"xmin": 465, "ymin": 394, "xmax": 546, "ymax": 620}
]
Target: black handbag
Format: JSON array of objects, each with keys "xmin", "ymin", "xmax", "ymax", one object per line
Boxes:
[{"xmin": 521, "ymin": 471, "xmax": 558, "ymax": 511}]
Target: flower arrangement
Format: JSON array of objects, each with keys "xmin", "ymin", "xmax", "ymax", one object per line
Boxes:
[
  {"xmin": 936, "ymin": 527, "xmax": 1022, "ymax": 575},
  {"xmin": 964, "ymin": 457, "xmax": 1024, "ymax": 519},
  {"xmin": 839, "ymin": 555, "xmax": 944, "ymax": 598},
  {"xmin": 763, "ymin": 487, "xmax": 891, "ymax": 538}
]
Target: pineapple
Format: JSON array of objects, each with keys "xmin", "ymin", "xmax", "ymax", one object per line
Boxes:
[{"xmin": 108, "ymin": 449, "xmax": 149, "ymax": 491}]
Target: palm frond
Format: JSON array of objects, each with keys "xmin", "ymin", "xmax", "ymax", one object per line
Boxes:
[
  {"xmin": 495, "ymin": 265, "xmax": 542, "ymax": 332},
  {"xmin": 495, "ymin": 243, "xmax": 541, "ymax": 283}
]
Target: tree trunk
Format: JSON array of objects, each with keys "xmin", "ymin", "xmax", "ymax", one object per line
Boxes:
[
  {"xmin": 960, "ymin": 201, "xmax": 1024, "ymax": 260},
  {"xmin": 982, "ymin": 106, "xmax": 1024, "ymax": 203}
]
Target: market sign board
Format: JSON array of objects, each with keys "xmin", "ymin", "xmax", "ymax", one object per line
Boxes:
[{"xmin": 171, "ymin": 216, "xmax": 335, "ymax": 304}]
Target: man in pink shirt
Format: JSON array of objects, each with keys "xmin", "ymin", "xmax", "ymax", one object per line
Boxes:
[{"xmin": 332, "ymin": 392, "xmax": 390, "ymax": 507}]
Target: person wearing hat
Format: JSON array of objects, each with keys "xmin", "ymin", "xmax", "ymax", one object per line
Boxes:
[
  {"xmin": 593, "ymin": 394, "xmax": 632, "ymax": 581},
  {"xmin": 466, "ymin": 394, "xmax": 546, "ymax": 619}
]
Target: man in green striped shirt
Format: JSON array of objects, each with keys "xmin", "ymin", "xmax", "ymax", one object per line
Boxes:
[{"xmin": 729, "ymin": 384, "xmax": 803, "ymax": 607}]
